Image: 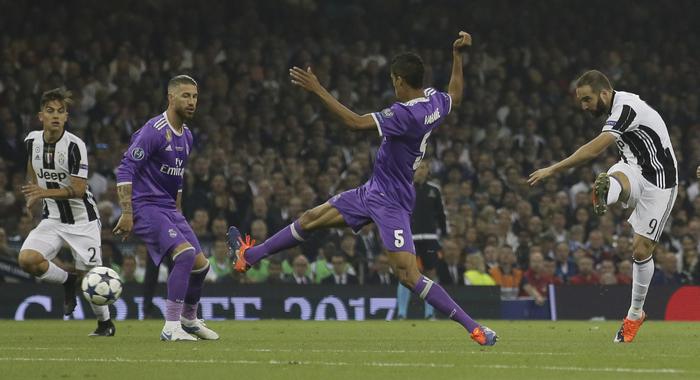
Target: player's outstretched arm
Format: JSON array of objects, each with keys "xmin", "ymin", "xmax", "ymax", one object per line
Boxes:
[
  {"xmin": 113, "ymin": 184, "xmax": 133, "ymax": 241},
  {"xmin": 448, "ymin": 31, "xmax": 471, "ymax": 108},
  {"xmin": 528, "ymin": 132, "xmax": 616, "ymax": 186},
  {"xmin": 289, "ymin": 66, "xmax": 375, "ymax": 131}
]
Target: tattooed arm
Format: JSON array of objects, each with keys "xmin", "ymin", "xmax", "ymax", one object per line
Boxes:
[{"xmin": 112, "ymin": 183, "xmax": 133, "ymax": 241}]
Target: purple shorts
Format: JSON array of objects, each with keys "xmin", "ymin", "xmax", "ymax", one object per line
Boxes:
[
  {"xmin": 133, "ymin": 205, "xmax": 203, "ymax": 265},
  {"xmin": 329, "ymin": 186, "xmax": 415, "ymax": 254}
]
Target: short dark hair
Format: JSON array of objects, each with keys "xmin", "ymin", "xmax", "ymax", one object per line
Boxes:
[
  {"xmin": 575, "ymin": 70, "xmax": 612, "ymax": 93},
  {"xmin": 390, "ymin": 52, "xmax": 424, "ymax": 88},
  {"xmin": 40, "ymin": 88, "xmax": 73, "ymax": 109},
  {"xmin": 168, "ymin": 74, "xmax": 198, "ymax": 92}
]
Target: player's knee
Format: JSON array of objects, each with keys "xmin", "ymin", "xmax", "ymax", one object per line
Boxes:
[
  {"xmin": 192, "ymin": 252, "xmax": 209, "ymax": 272},
  {"xmin": 172, "ymin": 244, "xmax": 196, "ymax": 265},
  {"xmin": 632, "ymin": 239, "xmax": 655, "ymax": 262},
  {"xmin": 298, "ymin": 208, "xmax": 319, "ymax": 229},
  {"xmin": 18, "ymin": 250, "xmax": 44, "ymax": 274}
]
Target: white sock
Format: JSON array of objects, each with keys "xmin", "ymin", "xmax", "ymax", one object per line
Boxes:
[
  {"xmin": 91, "ymin": 304, "xmax": 110, "ymax": 322},
  {"xmin": 163, "ymin": 320, "xmax": 181, "ymax": 331},
  {"xmin": 627, "ymin": 257, "xmax": 654, "ymax": 320},
  {"xmin": 607, "ymin": 176, "xmax": 622, "ymax": 205},
  {"xmin": 38, "ymin": 262, "xmax": 68, "ymax": 284}
]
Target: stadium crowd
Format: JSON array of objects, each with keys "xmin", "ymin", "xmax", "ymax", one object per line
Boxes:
[{"xmin": 1, "ymin": 0, "xmax": 699, "ymax": 300}]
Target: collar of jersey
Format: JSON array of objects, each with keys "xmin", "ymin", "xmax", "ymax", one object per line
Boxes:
[
  {"xmin": 42, "ymin": 129, "xmax": 65, "ymax": 144},
  {"xmin": 399, "ymin": 97, "xmax": 429, "ymax": 106},
  {"xmin": 163, "ymin": 112, "xmax": 185, "ymax": 136},
  {"xmin": 607, "ymin": 91, "xmax": 617, "ymax": 116}
]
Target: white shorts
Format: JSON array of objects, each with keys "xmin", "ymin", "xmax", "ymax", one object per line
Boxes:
[
  {"xmin": 608, "ymin": 162, "xmax": 678, "ymax": 242},
  {"xmin": 21, "ymin": 219, "xmax": 102, "ymax": 270}
]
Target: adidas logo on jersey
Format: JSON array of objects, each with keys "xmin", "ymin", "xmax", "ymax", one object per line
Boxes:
[
  {"xmin": 37, "ymin": 168, "xmax": 67, "ymax": 182},
  {"xmin": 424, "ymin": 109, "xmax": 441, "ymax": 125},
  {"xmin": 165, "ymin": 145, "xmax": 173, "ymax": 151}
]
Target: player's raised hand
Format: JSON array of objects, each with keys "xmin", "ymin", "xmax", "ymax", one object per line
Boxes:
[
  {"xmin": 290, "ymin": 66, "xmax": 322, "ymax": 93},
  {"xmin": 112, "ymin": 213, "xmax": 133, "ymax": 242},
  {"xmin": 528, "ymin": 166, "xmax": 555, "ymax": 186},
  {"xmin": 453, "ymin": 31, "xmax": 472, "ymax": 51}
]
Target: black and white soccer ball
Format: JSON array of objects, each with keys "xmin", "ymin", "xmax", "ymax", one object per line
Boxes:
[{"xmin": 81, "ymin": 266, "xmax": 123, "ymax": 306}]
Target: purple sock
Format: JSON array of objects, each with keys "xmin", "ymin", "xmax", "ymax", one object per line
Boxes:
[
  {"xmin": 412, "ymin": 275, "xmax": 480, "ymax": 333},
  {"xmin": 182, "ymin": 264, "xmax": 209, "ymax": 319},
  {"xmin": 182, "ymin": 303, "xmax": 198, "ymax": 321},
  {"xmin": 165, "ymin": 300, "xmax": 184, "ymax": 322},
  {"xmin": 166, "ymin": 249, "xmax": 195, "ymax": 321},
  {"xmin": 245, "ymin": 220, "xmax": 309, "ymax": 266}
]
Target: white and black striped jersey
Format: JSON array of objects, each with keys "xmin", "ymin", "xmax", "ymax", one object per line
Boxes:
[
  {"xmin": 24, "ymin": 130, "xmax": 99, "ymax": 224},
  {"xmin": 602, "ymin": 91, "xmax": 678, "ymax": 189}
]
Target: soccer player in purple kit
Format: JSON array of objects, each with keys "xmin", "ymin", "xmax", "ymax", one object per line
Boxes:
[
  {"xmin": 228, "ymin": 31, "xmax": 498, "ymax": 346},
  {"xmin": 114, "ymin": 75, "xmax": 219, "ymax": 341}
]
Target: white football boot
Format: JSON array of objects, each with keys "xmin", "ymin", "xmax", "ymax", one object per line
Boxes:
[
  {"xmin": 181, "ymin": 317, "xmax": 220, "ymax": 340},
  {"xmin": 160, "ymin": 323, "xmax": 198, "ymax": 341}
]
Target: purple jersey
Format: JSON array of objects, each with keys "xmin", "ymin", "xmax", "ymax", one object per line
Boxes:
[
  {"xmin": 116, "ymin": 112, "xmax": 193, "ymax": 210},
  {"xmin": 368, "ymin": 88, "xmax": 452, "ymax": 211}
]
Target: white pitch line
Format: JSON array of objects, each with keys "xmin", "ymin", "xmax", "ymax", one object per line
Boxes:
[
  {"xmin": 0, "ymin": 357, "xmax": 696, "ymax": 374},
  {"xmin": 0, "ymin": 346, "xmax": 696, "ymax": 359},
  {"xmin": 246, "ymin": 348, "xmax": 575, "ymax": 356},
  {"xmin": 0, "ymin": 357, "xmax": 454, "ymax": 369},
  {"xmin": 472, "ymin": 364, "xmax": 696, "ymax": 374}
]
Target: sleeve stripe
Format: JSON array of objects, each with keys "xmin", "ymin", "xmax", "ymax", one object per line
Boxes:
[
  {"xmin": 68, "ymin": 142, "xmax": 81, "ymax": 175},
  {"xmin": 370, "ymin": 113, "xmax": 383, "ymax": 137},
  {"xmin": 446, "ymin": 93, "xmax": 453, "ymax": 115},
  {"xmin": 612, "ymin": 105, "xmax": 636, "ymax": 132},
  {"xmin": 116, "ymin": 182, "xmax": 133, "ymax": 186}
]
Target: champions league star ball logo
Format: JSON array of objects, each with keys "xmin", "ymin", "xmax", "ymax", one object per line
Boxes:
[
  {"xmin": 381, "ymin": 108, "xmax": 394, "ymax": 118},
  {"xmin": 131, "ymin": 147, "xmax": 145, "ymax": 160},
  {"xmin": 168, "ymin": 229, "xmax": 177, "ymax": 238},
  {"xmin": 58, "ymin": 153, "xmax": 65, "ymax": 165}
]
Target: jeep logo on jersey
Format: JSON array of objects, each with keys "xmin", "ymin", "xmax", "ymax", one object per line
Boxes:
[
  {"xmin": 131, "ymin": 147, "xmax": 145, "ymax": 160},
  {"xmin": 37, "ymin": 169, "xmax": 67, "ymax": 182}
]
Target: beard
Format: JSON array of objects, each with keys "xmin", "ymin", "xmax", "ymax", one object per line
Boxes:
[
  {"xmin": 177, "ymin": 107, "xmax": 195, "ymax": 121},
  {"xmin": 590, "ymin": 97, "xmax": 608, "ymax": 117}
]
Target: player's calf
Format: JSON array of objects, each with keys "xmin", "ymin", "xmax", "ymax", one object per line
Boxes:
[{"xmin": 18, "ymin": 250, "xmax": 48, "ymax": 277}]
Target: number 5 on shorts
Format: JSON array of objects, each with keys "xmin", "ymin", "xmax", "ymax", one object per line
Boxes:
[{"xmin": 394, "ymin": 230, "xmax": 404, "ymax": 248}]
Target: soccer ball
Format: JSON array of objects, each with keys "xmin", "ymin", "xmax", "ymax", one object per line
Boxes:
[{"xmin": 81, "ymin": 266, "xmax": 123, "ymax": 306}]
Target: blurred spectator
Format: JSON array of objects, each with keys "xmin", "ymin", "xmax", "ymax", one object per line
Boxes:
[
  {"xmin": 120, "ymin": 255, "xmax": 140, "ymax": 284},
  {"xmin": 652, "ymin": 252, "xmax": 683, "ymax": 285},
  {"xmin": 521, "ymin": 252, "xmax": 552, "ymax": 305},
  {"xmin": 266, "ymin": 258, "xmax": 285, "ymax": 284},
  {"xmin": 489, "ymin": 246, "xmax": 523, "ymax": 300},
  {"xmin": 436, "ymin": 239, "xmax": 464, "ymax": 286},
  {"xmin": 208, "ymin": 240, "xmax": 232, "ymax": 282},
  {"xmin": 569, "ymin": 256, "xmax": 600, "ymax": 285},
  {"xmin": 366, "ymin": 253, "xmax": 396, "ymax": 285},
  {"xmin": 553, "ymin": 241, "xmax": 577, "ymax": 282},
  {"xmin": 285, "ymin": 254, "xmax": 312, "ymax": 284},
  {"xmin": 463, "ymin": 253, "xmax": 496, "ymax": 286},
  {"xmin": 0, "ymin": 227, "xmax": 17, "ymax": 261},
  {"xmin": 322, "ymin": 253, "xmax": 358, "ymax": 285},
  {"xmin": 616, "ymin": 260, "xmax": 633, "ymax": 285}
]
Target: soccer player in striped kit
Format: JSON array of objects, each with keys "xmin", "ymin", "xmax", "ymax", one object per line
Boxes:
[
  {"xmin": 529, "ymin": 70, "xmax": 678, "ymax": 343},
  {"xmin": 19, "ymin": 88, "xmax": 114, "ymax": 336}
]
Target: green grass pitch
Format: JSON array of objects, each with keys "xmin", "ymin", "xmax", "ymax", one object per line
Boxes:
[{"xmin": 0, "ymin": 320, "xmax": 698, "ymax": 380}]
